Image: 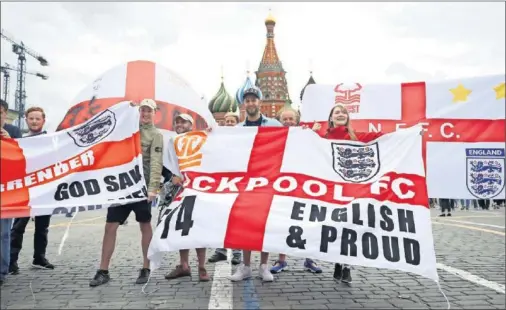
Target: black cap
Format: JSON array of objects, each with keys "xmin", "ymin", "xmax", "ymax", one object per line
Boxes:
[{"xmin": 242, "ymin": 87, "xmax": 262, "ymax": 100}]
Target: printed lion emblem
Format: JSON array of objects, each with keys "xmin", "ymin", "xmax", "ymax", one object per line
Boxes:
[{"xmin": 331, "ymin": 142, "xmax": 380, "ymax": 183}]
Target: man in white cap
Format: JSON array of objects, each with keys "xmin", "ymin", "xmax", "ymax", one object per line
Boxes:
[
  {"xmin": 90, "ymin": 98, "xmax": 163, "ymax": 287},
  {"xmin": 173, "ymin": 113, "xmax": 194, "ymax": 134},
  {"xmin": 165, "ymin": 111, "xmax": 210, "ymax": 282}
]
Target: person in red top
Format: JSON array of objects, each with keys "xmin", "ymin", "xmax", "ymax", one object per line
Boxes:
[
  {"xmin": 307, "ymin": 103, "xmax": 384, "ymax": 284},
  {"xmin": 311, "ymin": 103, "xmax": 383, "ymax": 143}
]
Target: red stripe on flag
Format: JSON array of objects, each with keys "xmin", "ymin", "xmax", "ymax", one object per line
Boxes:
[
  {"xmin": 125, "ymin": 60, "xmax": 156, "ymax": 101},
  {"xmin": 0, "ymin": 137, "xmax": 30, "ymax": 218},
  {"xmin": 223, "ymin": 127, "xmax": 289, "ymax": 251},
  {"xmin": 0, "ymin": 132, "xmax": 141, "ymax": 218},
  {"xmin": 401, "ymin": 82, "xmax": 428, "ymax": 174}
]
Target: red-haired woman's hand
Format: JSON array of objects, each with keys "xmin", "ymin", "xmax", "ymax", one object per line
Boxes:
[{"xmin": 312, "ymin": 123, "xmax": 322, "ymax": 132}]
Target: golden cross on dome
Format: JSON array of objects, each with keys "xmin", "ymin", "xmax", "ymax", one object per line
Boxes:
[
  {"xmin": 265, "ymin": 8, "xmax": 276, "ymax": 23},
  {"xmin": 220, "ymin": 65, "xmax": 224, "ymax": 81}
]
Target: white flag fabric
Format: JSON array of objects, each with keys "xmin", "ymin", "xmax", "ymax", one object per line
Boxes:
[
  {"xmin": 300, "ymin": 75, "xmax": 506, "ymax": 200},
  {"xmin": 1, "ymin": 102, "xmax": 146, "ymax": 219},
  {"xmin": 148, "ymin": 125, "xmax": 439, "ymax": 282}
]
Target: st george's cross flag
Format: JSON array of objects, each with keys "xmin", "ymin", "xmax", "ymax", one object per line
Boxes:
[
  {"xmin": 148, "ymin": 124, "xmax": 439, "ymax": 283},
  {"xmin": 0, "ymin": 102, "xmax": 146, "ymax": 219},
  {"xmin": 300, "ymin": 74, "xmax": 506, "ymax": 200}
]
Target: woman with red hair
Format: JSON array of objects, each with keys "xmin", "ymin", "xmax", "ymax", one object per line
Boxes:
[{"xmin": 311, "ymin": 103, "xmax": 383, "ymax": 143}]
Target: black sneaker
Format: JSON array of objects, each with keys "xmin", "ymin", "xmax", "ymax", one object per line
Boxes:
[
  {"xmin": 136, "ymin": 268, "xmax": 150, "ymax": 284},
  {"xmin": 9, "ymin": 261, "xmax": 19, "ymax": 275},
  {"xmin": 208, "ymin": 252, "xmax": 227, "ymax": 263},
  {"xmin": 90, "ymin": 269, "xmax": 110, "ymax": 287},
  {"xmin": 333, "ymin": 263, "xmax": 343, "ymax": 280},
  {"xmin": 231, "ymin": 253, "xmax": 241, "ymax": 265},
  {"xmin": 341, "ymin": 267, "xmax": 352, "ymax": 284},
  {"xmin": 439, "ymin": 214, "xmax": 446, "ymax": 217},
  {"xmin": 32, "ymin": 258, "xmax": 54, "ymax": 270},
  {"xmin": 447, "ymin": 213, "xmax": 452, "ymax": 217}
]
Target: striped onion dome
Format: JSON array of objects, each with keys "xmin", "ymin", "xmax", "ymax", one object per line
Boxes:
[
  {"xmin": 208, "ymin": 80, "xmax": 239, "ymax": 113},
  {"xmin": 236, "ymin": 75, "xmax": 262, "ymax": 104}
]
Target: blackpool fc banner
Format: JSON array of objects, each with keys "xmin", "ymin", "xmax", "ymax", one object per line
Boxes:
[
  {"xmin": 0, "ymin": 102, "xmax": 146, "ymax": 219},
  {"xmin": 300, "ymin": 75, "xmax": 506, "ymax": 200},
  {"xmin": 148, "ymin": 125, "xmax": 439, "ymax": 282}
]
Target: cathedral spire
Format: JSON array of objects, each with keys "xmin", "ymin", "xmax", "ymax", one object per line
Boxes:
[
  {"xmin": 259, "ymin": 10, "xmax": 282, "ymax": 71},
  {"xmin": 255, "ymin": 10, "xmax": 291, "ymax": 117}
]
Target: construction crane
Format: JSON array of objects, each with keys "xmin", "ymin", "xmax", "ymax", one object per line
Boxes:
[
  {"xmin": 0, "ymin": 65, "xmax": 10, "ymax": 103},
  {"xmin": 0, "ymin": 28, "xmax": 49, "ymax": 128},
  {"xmin": 1, "ymin": 63, "xmax": 48, "ymax": 104}
]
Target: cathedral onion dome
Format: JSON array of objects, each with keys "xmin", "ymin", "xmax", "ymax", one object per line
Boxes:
[
  {"xmin": 300, "ymin": 73, "xmax": 316, "ymax": 101},
  {"xmin": 236, "ymin": 75, "xmax": 262, "ymax": 104},
  {"xmin": 265, "ymin": 11, "xmax": 276, "ymax": 25},
  {"xmin": 208, "ymin": 79, "xmax": 238, "ymax": 113}
]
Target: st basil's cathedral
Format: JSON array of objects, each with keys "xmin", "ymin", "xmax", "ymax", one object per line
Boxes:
[{"xmin": 208, "ymin": 11, "xmax": 316, "ymax": 125}]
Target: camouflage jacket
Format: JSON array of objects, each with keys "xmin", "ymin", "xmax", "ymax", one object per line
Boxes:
[{"xmin": 140, "ymin": 123, "xmax": 163, "ymax": 193}]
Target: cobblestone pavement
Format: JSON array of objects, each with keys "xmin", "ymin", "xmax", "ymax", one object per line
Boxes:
[{"xmin": 1, "ymin": 207, "xmax": 504, "ymax": 309}]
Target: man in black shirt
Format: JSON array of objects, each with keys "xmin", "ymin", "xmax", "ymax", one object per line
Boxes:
[{"xmin": 9, "ymin": 107, "xmax": 55, "ymax": 275}]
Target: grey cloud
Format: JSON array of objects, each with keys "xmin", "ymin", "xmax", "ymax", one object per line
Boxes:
[
  {"xmin": 385, "ymin": 62, "xmax": 447, "ymax": 81},
  {"xmin": 385, "ymin": 3, "xmax": 505, "ymax": 44},
  {"xmin": 60, "ymin": 2, "xmax": 180, "ymax": 48},
  {"xmin": 381, "ymin": 3, "xmax": 505, "ymax": 74}
]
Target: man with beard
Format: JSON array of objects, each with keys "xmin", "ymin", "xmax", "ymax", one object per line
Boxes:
[
  {"xmin": 268, "ymin": 108, "xmax": 323, "ymax": 275},
  {"xmin": 1, "ymin": 99, "xmax": 22, "ymax": 286},
  {"xmin": 90, "ymin": 99, "xmax": 163, "ymax": 287},
  {"xmin": 165, "ymin": 113, "xmax": 210, "ymax": 282},
  {"xmin": 229, "ymin": 87, "xmax": 281, "ymax": 283},
  {"xmin": 9, "ymin": 107, "xmax": 55, "ymax": 275}
]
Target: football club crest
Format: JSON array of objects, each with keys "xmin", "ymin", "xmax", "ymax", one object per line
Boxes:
[
  {"xmin": 68, "ymin": 109, "xmax": 116, "ymax": 147},
  {"xmin": 331, "ymin": 142, "xmax": 380, "ymax": 183},
  {"xmin": 466, "ymin": 148, "xmax": 505, "ymax": 199}
]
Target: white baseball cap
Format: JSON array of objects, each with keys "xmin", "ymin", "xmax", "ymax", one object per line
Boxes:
[
  {"xmin": 176, "ymin": 113, "xmax": 194, "ymax": 124},
  {"xmin": 139, "ymin": 99, "xmax": 157, "ymax": 110}
]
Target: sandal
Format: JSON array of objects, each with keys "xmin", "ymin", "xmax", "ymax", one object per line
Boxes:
[{"xmin": 165, "ymin": 265, "xmax": 191, "ymax": 280}]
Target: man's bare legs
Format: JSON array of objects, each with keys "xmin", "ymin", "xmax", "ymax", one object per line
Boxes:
[
  {"xmin": 99, "ymin": 222, "xmax": 120, "ymax": 270},
  {"xmin": 139, "ymin": 222, "xmax": 152, "ymax": 269},
  {"xmin": 230, "ymin": 250, "xmax": 273, "ymax": 282},
  {"xmin": 242, "ymin": 250, "xmax": 269, "ymax": 266},
  {"xmin": 179, "ymin": 249, "xmax": 190, "ymax": 269},
  {"xmin": 166, "ymin": 248, "xmax": 209, "ymax": 281}
]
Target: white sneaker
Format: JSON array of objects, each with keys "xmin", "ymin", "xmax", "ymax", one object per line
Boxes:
[
  {"xmin": 259, "ymin": 264, "xmax": 274, "ymax": 282},
  {"xmin": 228, "ymin": 265, "xmax": 252, "ymax": 282}
]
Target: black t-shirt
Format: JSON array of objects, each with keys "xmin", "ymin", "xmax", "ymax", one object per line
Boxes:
[
  {"xmin": 2, "ymin": 124, "xmax": 22, "ymax": 138},
  {"xmin": 245, "ymin": 116, "xmax": 263, "ymax": 127}
]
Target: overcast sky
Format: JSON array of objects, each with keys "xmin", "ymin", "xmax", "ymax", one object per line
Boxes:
[{"xmin": 1, "ymin": 2, "xmax": 504, "ymax": 131}]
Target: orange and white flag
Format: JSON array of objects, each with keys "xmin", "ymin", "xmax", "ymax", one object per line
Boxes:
[{"xmin": 0, "ymin": 101, "xmax": 146, "ymax": 219}]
